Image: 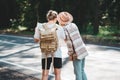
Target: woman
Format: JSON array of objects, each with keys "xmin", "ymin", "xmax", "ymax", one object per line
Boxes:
[
  {"xmin": 57, "ymin": 11, "xmax": 88, "ymax": 80},
  {"xmin": 34, "ymin": 10, "xmax": 65, "ymax": 80}
]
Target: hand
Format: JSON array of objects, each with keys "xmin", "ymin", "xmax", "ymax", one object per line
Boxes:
[
  {"xmin": 69, "ymin": 54, "xmax": 78, "ymax": 61},
  {"xmin": 72, "ymin": 54, "xmax": 77, "ymax": 61},
  {"xmin": 69, "ymin": 55, "xmax": 73, "ymax": 61},
  {"xmin": 34, "ymin": 39, "xmax": 40, "ymax": 43}
]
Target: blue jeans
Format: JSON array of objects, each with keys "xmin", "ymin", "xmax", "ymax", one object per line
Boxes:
[{"xmin": 73, "ymin": 58, "xmax": 87, "ymax": 80}]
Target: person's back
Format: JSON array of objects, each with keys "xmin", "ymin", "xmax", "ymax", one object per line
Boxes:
[{"xmin": 35, "ymin": 22, "xmax": 65, "ymax": 58}]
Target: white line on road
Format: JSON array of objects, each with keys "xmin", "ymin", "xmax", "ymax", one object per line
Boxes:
[
  {"xmin": 0, "ymin": 40, "xmax": 23, "ymax": 45},
  {"xmin": 0, "ymin": 40, "xmax": 37, "ymax": 46},
  {"xmin": 0, "ymin": 59, "xmax": 41, "ymax": 73},
  {"xmin": 0, "ymin": 34, "xmax": 33, "ymax": 39},
  {"xmin": 0, "ymin": 59, "xmax": 55, "ymax": 78}
]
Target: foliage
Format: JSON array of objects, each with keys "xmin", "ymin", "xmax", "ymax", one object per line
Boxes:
[
  {"xmin": 99, "ymin": 25, "xmax": 120, "ymax": 37},
  {"xmin": 0, "ymin": 0, "xmax": 120, "ymax": 34},
  {"xmin": 15, "ymin": 0, "xmax": 37, "ymax": 31}
]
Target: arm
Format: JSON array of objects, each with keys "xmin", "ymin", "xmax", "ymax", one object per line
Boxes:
[
  {"xmin": 34, "ymin": 23, "xmax": 41, "ymax": 43},
  {"xmin": 34, "ymin": 38, "xmax": 40, "ymax": 43}
]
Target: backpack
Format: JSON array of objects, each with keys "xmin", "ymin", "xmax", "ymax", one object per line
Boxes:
[{"xmin": 40, "ymin": 23, "xmax": 58, "ymax": 55}]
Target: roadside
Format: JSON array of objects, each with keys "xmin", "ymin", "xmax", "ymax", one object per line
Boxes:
[
  {"xmin": 0, "ymin": 30, "xmax": 119, "ymax": 47},
  {"xmin": 82, "ymin": 35, "xmax": 120, "ymax": 47}
]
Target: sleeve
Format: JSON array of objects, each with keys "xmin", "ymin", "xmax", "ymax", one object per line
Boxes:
[
  {"xmin": 34, "ymin": 23, "xmax": 41, "ymax": 39},
  {"xmin": 72, "ymin": 23, "xmax": 81, "ymax": 34},
  {"xmin": 63, "ymin": 27, "xmax": 68, "ymax": 40}
]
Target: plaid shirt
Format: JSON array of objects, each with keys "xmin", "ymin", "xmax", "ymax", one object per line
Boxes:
[{"xmin": 64, "ymin": 23, "xmax": 88, "ymax": 60}]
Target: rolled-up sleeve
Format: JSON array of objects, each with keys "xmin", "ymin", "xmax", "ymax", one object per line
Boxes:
[{"xmin": 34, "ymin": 23, "xmax": 41, "ymax": 39}]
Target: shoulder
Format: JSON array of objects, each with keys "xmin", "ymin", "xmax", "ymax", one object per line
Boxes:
[
  {"xmin": 36, "ymin": 22, "xmax": 42, "ymax": 27},
  {"xmin": 36, "ymin": 22, "xmax": 45, "ymax": 30},
  {"xmin": 65, "ymin": 23, "xmax": 76, "ymax": 29},
  {"xmin": 65, "ymin": 23, "xmax": 79, "ymax": 33},
  {"xmin": 69, "ymin": 23, "xmax": 78, "ymax": 30},
  {"xmin": 55, "ymin": 24, "xmax": 64, "ymax": 30},
  {"xmin": 55, "ymin": 24, "xmax": 61, "ymax": 28},
  {"xmin": 37, "ymin": 22, "xmax": 42, "ymax": 26},
  {"xmin": 71, "ymin": 23, "xmax": 77, "ymax": 28}
]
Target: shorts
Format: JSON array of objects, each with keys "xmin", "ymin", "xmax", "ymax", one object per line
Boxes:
[{"xmin": 42, "ymin": 57, "xmax": 62, "ymax": 70}]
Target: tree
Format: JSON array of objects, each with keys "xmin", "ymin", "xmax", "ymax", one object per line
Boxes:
[{"xmin": 0, "ymin": 0, "xmax": 18, "ymax": 29}]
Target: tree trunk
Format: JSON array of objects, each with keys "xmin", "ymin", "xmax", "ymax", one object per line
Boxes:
[{"xmin": 92, "ymin": 0, "xmax": 99, "ymax": 35}]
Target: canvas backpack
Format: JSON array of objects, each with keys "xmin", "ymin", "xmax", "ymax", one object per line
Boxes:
[{"xmin": 40, "ymin": 23, "xmax": 58, "ymax": 55}]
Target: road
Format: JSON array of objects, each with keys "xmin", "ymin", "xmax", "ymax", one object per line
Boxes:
[{"xmin": 0, "ymin": 34, "xmax": 120, "ymax": 80}]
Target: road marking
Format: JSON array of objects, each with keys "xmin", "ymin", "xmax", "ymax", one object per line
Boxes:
[
  {"xmin": 0, "ymin": 34, "xmax": 33, "ymax": 39},
  {"xmin": 0, "ymin": 59, "xmax": 41, "ymax": 73},
  {"xmin": 0, "ymin": 40, "xmax": 23, "ymax": 45},
  {"xmin": 0, "ymin": 59, "xmax": 55, "ymax": 77},
  {"xmin": 0, "ymin": 40, "xmax": 37, "ymax": 46}
]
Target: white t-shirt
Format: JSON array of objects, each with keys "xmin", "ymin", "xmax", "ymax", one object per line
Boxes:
[{"xmin": 34, "ymin": 22, "xmax": 65, "ymax": 58}]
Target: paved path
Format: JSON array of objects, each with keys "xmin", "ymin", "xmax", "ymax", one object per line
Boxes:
[{"xmin": 0, "ymin": 34, "xmax": 120, "ymax": 80}]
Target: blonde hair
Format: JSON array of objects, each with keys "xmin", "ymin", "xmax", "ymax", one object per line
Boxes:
[{"xmin": 46, "ymin": 10, "xmax": 58, "ymax": 21}]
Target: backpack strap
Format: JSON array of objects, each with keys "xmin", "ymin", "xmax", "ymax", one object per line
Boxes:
[
  {"xmin": 42, "ymin": 23, "xmax": 49, "ymax": 30},
  {"xmin": 42, "ymin": 23, "xmax": 58, "ymax": 31}
]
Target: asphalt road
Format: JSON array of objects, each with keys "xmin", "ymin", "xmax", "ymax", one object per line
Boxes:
[
  {"xmin": 0, "ymin": 65, "xmax": 39, "ymax": 80},
  {"xmin": 0, "ymin": 34, "xmax": 120, "ymax": 80}
]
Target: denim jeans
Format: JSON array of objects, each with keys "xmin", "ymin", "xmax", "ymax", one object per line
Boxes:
[{"xmin": 73, "ymin": 58, "xmax": 87, "ymax": 80}]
